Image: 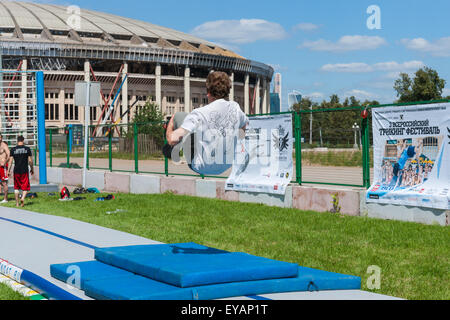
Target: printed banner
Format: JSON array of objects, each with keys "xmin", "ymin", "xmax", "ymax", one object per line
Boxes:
[
  {"xmin": 226, "ymin": 113, "xmax": 293, "ymax": 195},
  {"xmin": 367, "ymin": 102, "xmax": 450, "ymax": 209}
]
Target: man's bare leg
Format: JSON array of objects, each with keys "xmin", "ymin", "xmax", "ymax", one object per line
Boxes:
[
  {"xmin": 21, "ymin": 191, "xmax": 27, "ymax": 207},
  {"xmin": 2, "ymin": 181, "xmax": 8, "ymax": 202},
  {"xmin": 15, "ymin": 190, "xmax": 20, "ymax": 207}
]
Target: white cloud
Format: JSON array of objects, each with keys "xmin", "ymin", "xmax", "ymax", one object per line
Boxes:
[
  {"xmin": 321, "ymin": 60, "xmax": 424, "ymax": 73},
  {"xmin": 304, "ymin": 92, "xmax": 325, "ymax": 100},
  {"xmin": 344, "ymin": 89, "xmax": 378, "ymax": 100},
  {"xmin": 191, "ymin": 19, "xmax": 287, "ymax": 45},
  {"xmin": 443, "ymin": 88, "xmax": 450, "ymax": 97},
  {"xmin": 321, "ymin": 63, "xmax": 372, "ymax": 73},
  {"xmin": 300, "ymin": 35, "xmax": 387, "ymax": 52},
  {"xmin": 401, "ymin": 37, "xmax": 450, "ymax": 57},
  {"xmin": 293, "ymin": 23, "xmax": 320, "ymax": 32}
]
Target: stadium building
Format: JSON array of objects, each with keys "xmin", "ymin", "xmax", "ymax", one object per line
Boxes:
[{"xmin": 0, "ymin": 0, "xmax": 274, "ymax": 133}]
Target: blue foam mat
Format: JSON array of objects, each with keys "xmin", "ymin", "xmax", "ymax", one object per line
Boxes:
[
  {"xmin": 83, "ymin": 266, "xmax": 361, "ymax": 300},
  {"xmin": 95, "ymin": 243, "xmax": 299, "ymax": 288},
  {"xmin": 50, "ymin": 261, "xmax": 133, "ymax": 290},
  {"xmin": 50, "ymin": 261, "xmax": 360, "ymax": 300}
]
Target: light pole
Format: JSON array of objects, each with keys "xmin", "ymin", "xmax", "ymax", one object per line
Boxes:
[{"xmin": 352, "ymin": 123, "xmax": 360, "ymax": 149}]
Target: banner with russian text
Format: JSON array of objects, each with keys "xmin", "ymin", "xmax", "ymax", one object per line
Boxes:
[
  {"xmin": 366, "ymin": 102, "xmax": 450, "ymax": 209},
  {"xmin": 226, "ymin": 114, "xmax": 293, "ymax": 195}
]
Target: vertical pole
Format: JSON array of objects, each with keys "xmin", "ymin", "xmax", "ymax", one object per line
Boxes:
[
  {"xmin": 36, "ymin": 71, "xmax": 48, "ymax": 184},
  {"xmin": 66, "ymin": 128, "xmax": 70, "ymax": 168},
  {"xmin": 82, "ymin": 81, "xmax": 91, "ymax": 188},
  {"xmin": 361, "ymin": 110, "xmax": 371, "ymax": 188},
  {"xmin": 108, "ymin": 126, "xmax": 112, "ymax": 172},
  {"xmin": 295, "ymin": 112, "xmax": 302, "ymax": 185},
  {"xmin": 86, "ymin": 126, "xmax": 90, "ymax": 170},
  {"xmin": 164, "ymin": 135, "xmax": 169, "ymax": 177},
  {"xmin": 134, "ymin": 123, "xmax": 139, "ymax": 174},
  {"xmin": 49, "ymin": 129, "xmax": 53, "ymax": 168}
]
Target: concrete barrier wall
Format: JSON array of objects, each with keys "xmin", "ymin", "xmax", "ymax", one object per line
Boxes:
[{"xmin": 42, "ymin": 167, "xmax": 449, "ymax": 226}]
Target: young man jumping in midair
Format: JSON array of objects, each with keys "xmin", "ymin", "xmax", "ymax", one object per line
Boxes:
[
  {"xmin": 165, "ymin": 71, "xmax": 248, "ymax": 175},
  {"xmin": 8, "ymin": 136, "xmax": 34, "ymax": 207}
]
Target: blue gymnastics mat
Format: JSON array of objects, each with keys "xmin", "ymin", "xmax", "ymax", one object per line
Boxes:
[
  {"xmin": 51, "ymin": 261, "xmax": 361, "ymax": 300},
  {"xmin": 94, "ymin": 243, "xmax": 299, "ymax": 288}
]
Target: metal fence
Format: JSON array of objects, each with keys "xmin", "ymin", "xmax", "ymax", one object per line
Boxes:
[{"xmin": 45, "ymin": 99, "xmax": 450, "ymax": 189}]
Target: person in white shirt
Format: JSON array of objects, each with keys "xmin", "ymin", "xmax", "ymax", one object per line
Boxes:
[{"xmin": 165, "ymin": 71, "xmax": 249, "ymax": 175}]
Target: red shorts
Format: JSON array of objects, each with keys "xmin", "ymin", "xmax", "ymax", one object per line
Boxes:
[
  {"xmin": 14, "ymin": 173, "xmax": 30, "ymax": 191},
  {"xmin": 0, "ymin": 164, "xmax": 8, "ymax": 182}
]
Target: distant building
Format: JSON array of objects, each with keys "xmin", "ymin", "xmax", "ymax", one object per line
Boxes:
[
  {"xmin": 274, "ymin": 73, "xmax": 282, "ymax": 109},
  {"xmin": 270, "ymin": 93, "xmax": 281, "ymax": 114},
  {"xmin": 0, "ymin": 0, "xmax": 274, "ymax": 135}
]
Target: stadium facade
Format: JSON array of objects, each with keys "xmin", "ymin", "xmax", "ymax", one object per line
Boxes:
[{"xmin": 0, "ymin": 0, "xmax": 274, "ymax": 132}]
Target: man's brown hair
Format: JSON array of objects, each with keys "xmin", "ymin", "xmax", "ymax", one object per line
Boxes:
[{"xmin": 206, "ymin": 71, "xmax": 231, "ymax": 99}]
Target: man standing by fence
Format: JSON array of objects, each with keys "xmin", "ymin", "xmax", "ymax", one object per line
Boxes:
[
  {"xmin": 0, "ymin": 134, "xmax": 10, "ymax": 203},
  {"xmin": 8, "ymin": 136, "xmax": 34, "ymax": 207}
]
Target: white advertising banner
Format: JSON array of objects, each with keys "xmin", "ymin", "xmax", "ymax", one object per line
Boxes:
[
  {"xmin": 226, "ymin": 113, "xmax": 293, "ymax": 195},
  {"xmin": 366, "ymin": 102, "xmax": 450, "ymax": 209}
]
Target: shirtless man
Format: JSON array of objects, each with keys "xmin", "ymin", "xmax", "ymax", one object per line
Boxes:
[{"xmin": 0, "ymin": 134, "xmax": 10, "ymax": 203}]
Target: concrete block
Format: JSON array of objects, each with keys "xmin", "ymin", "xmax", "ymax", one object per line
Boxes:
[
  {"xmin": 62, "ymin": 168, "xmax": 82, "ymax": 187},
  {"xmin": 130, "ymin": 174, "xmax": 161, "ymax": 194},
  {"xmin": 239, "ymin": 186, "xmax": 293, "ymax": 208},
  {"xmin": 86, "ymin": 171, "xmax": 105, "ymax": 191},
  {"xmin": 292, "ymin": 186, "xmax": 360, "ymax": 216},
  {"xmin": 47, "ymin": 167, "xmax": 63, "ymax": 185},
  {"xmin": 216, "ymin": 180, "xmax": 239, "ymax": 202},
  {"xmin": 196, "ymin": 180, "xmax": 217, "ymax": 199},
  {"xmin": 366, "ymin": 203, "xmax": 447, "ymax": 226},
  {"xmin": 161, "ymin": 176, "xmax": 196, "ymax": 196},
  {"xmin": 104, "ymin": 172, "xmax": 130, "ymax": 193}
]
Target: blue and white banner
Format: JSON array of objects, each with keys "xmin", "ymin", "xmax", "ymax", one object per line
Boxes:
[
  {"xmin": 367, "ymin": 102, "xmax": 450, "ymax": 209},
  {"xmin": 226, "ymin": 114, "xmax": 293, "ymax": 195}
]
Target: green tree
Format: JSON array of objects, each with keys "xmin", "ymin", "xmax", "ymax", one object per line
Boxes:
[
  {"xmin": 394, "ymin": 67, "xmax": 446, "ymax": 102},
  {"xmin": 130, "ymin": 100, "xmax": 165, "ymax": 147}
]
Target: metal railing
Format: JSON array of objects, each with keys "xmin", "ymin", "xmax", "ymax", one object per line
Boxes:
[{"xmin": 45, "ymin": 99, "xmax": 450, "ymax": 189}]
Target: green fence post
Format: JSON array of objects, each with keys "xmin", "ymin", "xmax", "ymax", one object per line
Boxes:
[
  {"xmin": 66, "ymin": 129, "xmax": 70, "ymax": 168},
  {"xmin": 134, "ymin": 123, "xmax": 139, "ymax": 174},
  {"xmin": 164, "ymin": 134, "xmax": 169, "ymax": 177},
  {"xmin": 108, "ymin": 126, "xmax": 113, "ymax": 172},
  {"xmin": 294, "ymin": 112, "xmax": 302, "ymax": 185},
  {"xmin": 361, "ymin": 111, "xmax": 371, "ymax": 188},
  {"xmin": 49, "ymin": 129, "xmax": 53, "ymax": 168}
]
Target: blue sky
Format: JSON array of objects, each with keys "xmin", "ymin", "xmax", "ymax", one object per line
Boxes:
[{"xmin": 32, "ymin": 0, "xmax": 450, "ymax": 110}]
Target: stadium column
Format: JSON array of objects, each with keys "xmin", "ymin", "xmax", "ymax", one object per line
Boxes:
[
  {"xmin": 255, "ymin": 77, "xmax": 261, "ymax": 114},
  {"xmin": 184, "ymin": 66, "xmax": 191, "ymax": 112},
  {"xmin": 266, "ymin": 80, "xmax": 271, "ymax": 114},
  {"xmin": 20, "ymin": 59, "xmax": 28, "ymax": 138},
  {"xmin": 262, "ymin": 78, "xmax": 268, "ymax": 114},
  {"xmin": 122, "ymin": 62, "xmax": 128, "ymax": 125},
  {"xmin": 229, "ymin": 72, "xmax": 235, "ymax": 102},
  {"xmin": 244, "ymin": 74, "xmax": 250, "ymax": 114},
  {"xmin": 155, "ymin": 63, "xmax": 162, "ymax": 111}
]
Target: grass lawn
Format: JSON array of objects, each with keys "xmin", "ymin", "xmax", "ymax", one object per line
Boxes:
[
  {"xmin": 0, "ymin": 284, "xmax": 30, "ymax": 300},
  {"xmin": 2, "ymin": 192, "xmax": 449, "ymax": 300}
]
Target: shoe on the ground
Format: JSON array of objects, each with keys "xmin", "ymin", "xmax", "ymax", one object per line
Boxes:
[{"xmin": 1, "ymin": 200, "xmax": 8, "ymax": 204}]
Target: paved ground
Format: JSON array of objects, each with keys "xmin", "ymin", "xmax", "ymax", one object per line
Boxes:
[
  {"xmin": 49, "ymin": 157, "xmax": 375, "ymax": 187},
  {"xmin": 0, "ymin": 207, "xmax": 400, "ymax": 300}
]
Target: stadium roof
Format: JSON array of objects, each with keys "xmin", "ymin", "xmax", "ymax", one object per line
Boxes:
[{"xmin": 0, "ymin": 0, "xmax": 242, "ymax": 58}]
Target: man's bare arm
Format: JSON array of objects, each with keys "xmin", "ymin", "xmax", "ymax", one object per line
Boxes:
[
  {"xmin": 166, "ymin": 116, "xmax": 189, "ymax": 146},
  {"xmin": 29, "ymin": 156, "xmax": 34, "ymax": 175}
]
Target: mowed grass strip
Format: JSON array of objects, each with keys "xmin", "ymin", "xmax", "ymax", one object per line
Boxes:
[
  {"xmin": 3, "ymin": 193, "xmax": 449, "ymax": 300},
  {"xmin": 0, "ymin": 283, "xmax": 31, "ymax": 301}
]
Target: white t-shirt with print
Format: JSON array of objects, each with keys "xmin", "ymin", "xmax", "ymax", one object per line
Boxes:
[{"xmin": 181, "ymin": 99, "xmax": 249, "ymax": 175}]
